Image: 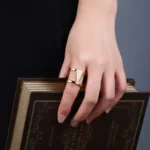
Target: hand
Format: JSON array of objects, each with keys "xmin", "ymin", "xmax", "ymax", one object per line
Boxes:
[{"xmin": 58, "ymin": 1, "xmax": 126, "ymax": 127}]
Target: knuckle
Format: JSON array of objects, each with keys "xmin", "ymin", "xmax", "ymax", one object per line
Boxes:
[
  {"xmin": 61, "ymin": 109, "xmax": 69, "ymax": 116},
  {"xmin": 86, "ymin": 98, "xmax": 98, "ymax": 106},
  {"xmin": 96, "ymin": 59, "xmax": 108, "ymax": 66},
  {"xmin": 65, "ymin": 85, "xmax": 76, "ymax": 98},
  {"xmin": 60, "ymin": 103, "xmax": 70, "ymax": 116},
  {"xmin": 95, "ymin": 59, "xmax": 115, "ymax": 70},
  {"xmin": 61, "ymin": 110, "xmax": 69, "ymax": 116},
  {"xmin": 107, "ymin": 60, "xmax": 116, "ymax": 68},
  {"xmin": 104, "ymin": 94, "xmax": 114, "ymax": 101},
  {"xmin": 77, "ymin": 53, "xmax": 89, "ymax": 63}
]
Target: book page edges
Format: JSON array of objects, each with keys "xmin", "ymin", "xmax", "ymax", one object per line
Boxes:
[{"xmin": 10, "ymin": 83, "xmax": 31, "ymax": 150}]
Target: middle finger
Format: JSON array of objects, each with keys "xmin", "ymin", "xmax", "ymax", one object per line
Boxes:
[{"xmin": 71, "ymin": 64, "xmax": 103, "ymax": 127}]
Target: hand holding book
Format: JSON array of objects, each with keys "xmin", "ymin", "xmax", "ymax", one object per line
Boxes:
[{"xmin": 58, "ymin": 0, "xmax": 126, "ymax": 127}]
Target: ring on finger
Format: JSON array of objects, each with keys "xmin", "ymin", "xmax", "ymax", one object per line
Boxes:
[{"xmin": 66, "ymin": 68, "xmax": 86, "ymax": 87}]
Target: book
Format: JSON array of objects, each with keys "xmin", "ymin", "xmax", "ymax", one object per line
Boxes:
[{"xmin": 5, "ymin": 78, "xmax": 150, "ymax": 150}]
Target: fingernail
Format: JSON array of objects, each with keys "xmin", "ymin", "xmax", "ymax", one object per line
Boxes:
[
  {"xmin": 58, "ymin": 114, "xmax": 66, "ymax": 123},
  {"xmin": 105, "ymin": 108, "xmax": 112, "ymax": 114},
  {"xmin": 71, "ymin": 121, "xmax": 78, "ymax": 127}
]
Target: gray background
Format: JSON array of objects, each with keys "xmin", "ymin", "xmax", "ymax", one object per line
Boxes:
[{"xmin": 116, "ymin": 0, "xmax": 150, "ymax": 149}]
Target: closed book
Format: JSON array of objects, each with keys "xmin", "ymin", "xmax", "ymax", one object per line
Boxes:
[{"xmin": 5, "ymin": 78, "xmax": 150, "ymax": 150}]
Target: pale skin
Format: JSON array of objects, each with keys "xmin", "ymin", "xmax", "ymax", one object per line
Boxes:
[{"xmin": 58, "ymin": 0, "xmax": 127, "ymax": 127}]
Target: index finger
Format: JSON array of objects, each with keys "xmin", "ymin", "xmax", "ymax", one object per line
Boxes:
[{"xmin": 57, "ymin": 65, "xmax": 86, "ymax": 123}]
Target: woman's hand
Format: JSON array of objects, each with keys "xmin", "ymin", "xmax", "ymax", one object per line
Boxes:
[{"xmin": 58, "ymin": 0, "xmax": 126, "ymax": 127}]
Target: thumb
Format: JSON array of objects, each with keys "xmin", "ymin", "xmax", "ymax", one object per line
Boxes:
[{"xmin": 59, "ymin": 57, "xmax": 70, "ymax": 78}]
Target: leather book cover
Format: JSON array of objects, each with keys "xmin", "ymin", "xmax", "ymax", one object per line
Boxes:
[{"xmin": 5, "ymin": 78, "xmax": 150, "ymax": 150}]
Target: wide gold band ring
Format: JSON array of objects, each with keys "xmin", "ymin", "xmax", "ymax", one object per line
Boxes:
[{"xmin": 66, "ymin": 68, "xmax": 86, "ymax": 87}]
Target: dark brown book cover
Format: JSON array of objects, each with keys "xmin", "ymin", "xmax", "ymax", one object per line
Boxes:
[{"xmin": 5, "ymin": 78, "xmax": 150, "ymax": 150}]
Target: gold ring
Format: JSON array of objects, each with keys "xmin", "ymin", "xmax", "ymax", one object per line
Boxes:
[{"xmin": 66, "ymin": 68, "xmax": 86, "ymax": 87}]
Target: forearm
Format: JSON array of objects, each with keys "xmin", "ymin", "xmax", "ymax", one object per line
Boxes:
[{"xmin": 76, "ymin": 0, "xmax": 118, "ymax": 25}]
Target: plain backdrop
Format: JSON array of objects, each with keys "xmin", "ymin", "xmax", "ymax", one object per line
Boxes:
[{"xmin": 116, "ymin": 0, "xmax": 150, "ymax": 149}]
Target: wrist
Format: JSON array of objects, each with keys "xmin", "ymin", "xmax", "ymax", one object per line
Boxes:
[{"xmin": 76, "ymin": 0, "xmax": 118, "ymax": 24}]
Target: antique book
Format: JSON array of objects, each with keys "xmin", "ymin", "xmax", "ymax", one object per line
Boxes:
[{"xmin": 5, "ymin": 78, "xmax": 150, "ymax": 150}]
